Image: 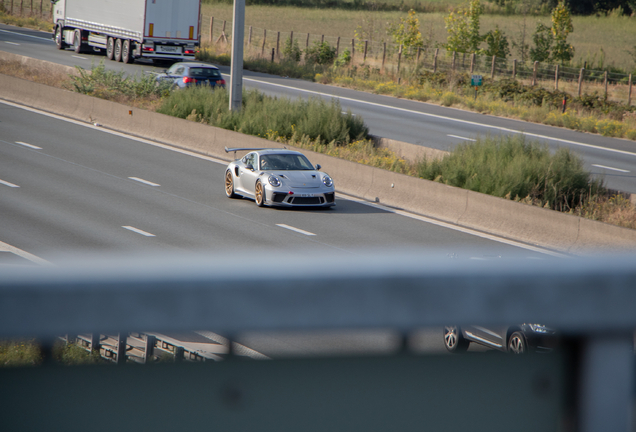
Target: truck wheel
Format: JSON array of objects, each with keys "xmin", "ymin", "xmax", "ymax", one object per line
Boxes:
[
  {"xmin": 122, "ymin": 40, "xmax": 134, "ymax": 64},
  {"xmin": 114, "ymin": 39, "xmax": 123, "ymax": 62},
  {"xmin": 73, "ymin": 29, "xmax": 83, "ymax": 54},
  {"xmin": 106, "ymin": 37, "xmax": 114, "ymax": 60},
  {"xmin": 55, "ymin": 25, "xmax": 65, "ymax": 50}
]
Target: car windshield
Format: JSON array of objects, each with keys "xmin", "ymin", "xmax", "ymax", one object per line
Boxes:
[
  {"xmin": 260, "ymin": 154, "xmax": 314, "ymax": 170},
  {"xmin": 189, "ymin": 67, "xmax": 221, "ymax": 78}
]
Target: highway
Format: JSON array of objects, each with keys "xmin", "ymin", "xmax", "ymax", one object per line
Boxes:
[{"xmin": 1, "ymin": 24, "xmax": 636, "ymax": 194}]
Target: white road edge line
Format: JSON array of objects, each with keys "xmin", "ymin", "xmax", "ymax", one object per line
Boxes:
[
  {"xmin": 129, "ymin": 177, "xmax": 161, "ymax": 186},
  {"xmin": 71, "ymin": 55, "xmax": 87, "ymax": 60},
  {"xmin": 591, "ymin": 164, "xmax": 630, "ymax": 173},
  {"xmin": 243, "ymin": 76, "xmax": 636, "ymax": 158},
  {"xmin": 0, "ymin": 28, "xmax": 52, "ymax": 41},
  {"xmin": 276, "ymin": 224, "xmax": 316, "ymax": 236},
  {"xmin": 448, "ymin": 134, "xmax": 476, "ymax": 141},
  {"xmin": 0, "ymin": 179, "xmax": 19, "ymax": 188},
  {"xmin": 0, "ymin": 100, "xmax": 565, "ymax": 257},
  {"xmin": 122, "ymin": 226, "xmax": 155, "ymax": 237},
  {"xmin": 16, "ymin": 141, "xmax": 42, "ymax": 149},
  {"xmin": 0, "ymin": 240, "xmax": 52, "ymax": 266},
  {"xmin": 5, "ymin": 41, "xmax": 19, "ymax": 45}
]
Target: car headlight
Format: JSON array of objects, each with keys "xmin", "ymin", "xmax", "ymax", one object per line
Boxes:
[
  {"xmin": 528, "ymin": 324, "xmax": 552, "ymax": 333},
  {"xmin": 268, "ymin": 175, "xmax": 281, "ymax": 187},
  {"xmin": 322, "ymin": 174, "xmax": 333, "ymax": 187}
]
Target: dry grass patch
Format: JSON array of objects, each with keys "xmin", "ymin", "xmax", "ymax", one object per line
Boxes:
[{"xmin": 0, "ymin": 60, "xmax": 69, "ymax": 88}]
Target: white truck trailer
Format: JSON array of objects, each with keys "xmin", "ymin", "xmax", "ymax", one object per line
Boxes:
[{"xmin": 51, "ymin": 0, "xmax": 201, "ymax": 64}]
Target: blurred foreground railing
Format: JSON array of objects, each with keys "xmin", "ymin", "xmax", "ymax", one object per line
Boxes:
[{"xmin": 0, "ymin": 251, "xmax": 634, "ymax": 432}]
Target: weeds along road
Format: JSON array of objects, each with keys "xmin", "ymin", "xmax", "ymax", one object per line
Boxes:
[{"xmin": 2, "ymin": 23, "xmax": 636, "ymax": 194}]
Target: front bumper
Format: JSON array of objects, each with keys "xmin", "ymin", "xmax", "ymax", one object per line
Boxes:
[{"xmin": 268, "ymin": 191, "xmax": 335, "ymax": 207}]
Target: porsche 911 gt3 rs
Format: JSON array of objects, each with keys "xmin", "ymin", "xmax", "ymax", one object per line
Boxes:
[{"xmin": 224, "ymin": 147, "xmax": 336, "ymax": 208}]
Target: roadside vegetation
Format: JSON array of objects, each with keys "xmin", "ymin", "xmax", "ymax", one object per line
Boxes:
[{"xmin": 0, "ymin": 339, "xmax": 107, "ymax": 367}]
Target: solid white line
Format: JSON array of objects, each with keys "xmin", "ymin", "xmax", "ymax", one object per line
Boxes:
[
  {"xmin": 5, "ymin": 41, "xmax": 19, "ymax": 45},
  {"xmin": 15, "ymin": 141, "xmax": 42, "ymax": 149},
  {"xmin": 0, "ymin": 179, "xmax": 19, "ymax": 188},
  {"xmin": 0, "ymin": 240, "xmax": 52, "ymax": 266},
  {"xmin": 129, "ymin": 177, "xmax": 160, "ymax": 186},
  {"xmin": 591, "ymin": 164, "xmax": 630, "ymax": 173},
  {"xmin": 244, "ymin": 76, "xmax": 636, "ymax": 158},
  {"xmin": 448, "ymin": 134, "xmax": 476, "ymax": 141},
  {"xmin": 71, "ymin": 55, "xmax": 87, "ymax": 60},
  {"xmin": 122, "ymin": 226, "xmax": 155, "ymax": 237},
  {"xmin": 0, "ymin": 28, "xmax": 52, "ymax": 41},
  {"xmin": 276, "ymin": 224, "xmax": 316, "ymax": 236}
]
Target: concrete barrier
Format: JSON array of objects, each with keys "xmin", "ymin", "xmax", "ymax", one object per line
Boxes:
[
  {"xmin": 371, "ymin": 135, "xmax": 449, "ymax": 162},
  {"xmin": 2, "ymin": 68, "xmax": 636, "ymax": 254}
]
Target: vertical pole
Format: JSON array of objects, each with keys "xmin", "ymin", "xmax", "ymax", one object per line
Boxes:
[
  {"xmin": 248, "ymin": 26, "xmax": 252, "ymax": 46},
  {"xmin": 276, "ymin": 31, "xmax": 280, "ymax": 58},
  {"xmin": 271, "ymin": 47, "xmax": 274, "ymax": 62},
  {"xmin": 144, "ymin": 335, "xmax": 155, "ymax": 364},
  {"xmin": 555, "ymin": 64, "xmax": 559, "ymax": 90},
  {"xmin": 470, "ymin": 53, "xmax": 475, "ymax": 74},
  {"xmin": 229, "ymin": 0, "xmax": 245, "ymax": 112},
  {"xmin": 20, "ymin": 0, "xmax": 23, "ymax": 17},
  {"xmin": 628, "ymin": 74, "xmax": 632, "ymax": 106},
  {"xmin": 90, "ymin": 333, "xmax": 100, "ymax": 355},
  {"xmin": 40, "ymin": 0, "xmax": 42, "ymax": 18},
  {"xmin": 261, "ymin": 29, "xmax": 266, "ymax": 56},
  {"xmin": 321, "ymin": 34, "xmax": 324, "ymax": 44},
  {"xmin": 30, "ymin": 0, "xmax": 33, "ymax": 16},
  {"xmin": 174, "ymin": 346, "xmax": 184, "ymax": 363},
  {"xmin": 351, "ymin": 38, "xmax": 355, "ymax": 60},
  {"xmin": 433, "ymin": 48, "xmax": 438, "ymax": 73},
  {"xmin": 491, "ymin": 55, "xmax": 496, "ymax": 79},
  {"xmin": 209, "ymin": 17, "xmax": 214, "ymax": 43},
  {"xmin": 382, "ymin": 42, "xmax": 386, "ymax": 69},
  {"xmin": 116, "ymin": 333, "xmax": 126, "ymax": 365},
  {"xmin": 397, "ymin": 44, "xmax": 402, "ymax": 73},
  {"xmin": 452, "ymin": 51, "xmax": 456, "ymax": 71},
  {"xmin": 578, "ymin": 68, "xmax": 584, "ymax": 97},
  {"xmin": 512, "ymin": 59, "xmax": 516, "ymax": 79},
  {"xmin": 10, "ymin": 0, "xmax": 13, "ymax": 16},
  {"xmin": 290, "ymin": 30, "xmax": 293, "ymax": 54},
  {"xmin": 336, "ymin": 36, "xmax": 340, "ymax": 57},
  {"xmin": 306, "ymin": 32, "xmax": 309, "ymax": 50},
  {"xmin": 416, "ymin": 47, "xmax": 421, "ymax": 63},
  {"xmin": 604, "ymin": 70, "xmax": 608, "ymax": 100},
  {"xmin": 364, "ymin": 40, "xmax": 368, "ymax": 62},
  {"xmin": 532, "ymin": 61, "xmax": 538, "ymax": 86}
]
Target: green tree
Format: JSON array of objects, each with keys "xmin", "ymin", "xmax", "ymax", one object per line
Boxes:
[
  {"xmin": 304, "ymin": 41, "xmax": 337, "ymax": 65},
  {"xmin": 529, "ymin": 23, "xmax": 552, "ymax": 62},
  {"xmin": 480, "ymin": 26, "xmax": 510, "ymax": 58},
  {"xmin": 550, "ymin": 1, "xmax": 574, "ymax": 65},
  {"xmin": 388, "ymin": 9, "xmax": 424, "ymax": 58},
  {"xmin": 444, "ymin": 0, "xmax": 484, "ymax": 54}
]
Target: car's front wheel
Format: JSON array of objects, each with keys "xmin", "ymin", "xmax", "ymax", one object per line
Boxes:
[
  {"xmin": 225, "ymin": 171, "xmax": 237, "ymax": 198},
  {"xmin": 255, "ymin": 181, "xmax": 265, "ymax": 207},
  {"xmin": 444, "ymin": 326, "xmax": 469, "ymax": 353},
  {"xmin": 508, "ymin": 331, "xmax": 526, "ymax": 354}
]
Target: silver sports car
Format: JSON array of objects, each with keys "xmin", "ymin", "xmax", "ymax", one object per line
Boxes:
[{"xmin": 224, "ymin": 147, "xmax": 336, "ymax": 207}]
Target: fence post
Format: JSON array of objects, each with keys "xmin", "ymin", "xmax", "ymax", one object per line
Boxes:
[
  {"xmin": 470, "ymin": 53, "xmax": 475, "ymax": 74},
  {"xmin": 289, "ymin": 30, "xmax": 293, "ymax": 53},
  {"xmin": 416, "ymin": 47, "xmax": 421, "ymax": 63},
  {"xmin": 491, "ymin": 55, "xmax": 496, "ymax": 79},
  {"xmin": 321, "ymin": 35, "xmax": 324, "ymax": 44},
  {"xmin": 306, "ymin": 33, "xmax": 309, "ymax": 49},
  {"xmin": 30, "ymin": 0, "xmax": 33, "ymax": 16},
  {"xmin": 397, "ymin": 44, "xmax": 402, "ymax": 73},
  {"xmin": 629, "ymin": 74, "xmax": 633, "ymax": 106},
  {"xmin": 261, "ymin": 29, "xmax": 266, "ymax": 56},
  {"xmin": 532, "ymin": 61, "xmax": 538, "ymax": 86},
  {"xmin": 451, "ymin": 51, "xmax": 456, "ymax": 71},
  {"xmin": 382, "ymin": 42, "xmax": 386, "ymax": 70},
  {"xmin": 604, "ymin": 71, "xmax": 608, "ymax": 100},
  {"xmin": 40, "ymin": 0, "xmax": 42, "ymax": 18},
  {"xmin": 578, "ymin": 68, "xmax": 584, "ymax": 97},
  {"xmin": 10, "ymin": 0, "xmax": 13, "ymax": 15},
  {"xmin": 249, "ymin": 26, "xmax": 252, "ymax": 46},
  {"xmin": 116, "ymin": 333, "xmax": 127, "ymax": 365},
  {"xmin": 555, "ymin": 64, "xmax": 559, "ymax": 90},
  {"xmin": 433, "ymin": 48, "xmax": 438, "ymax": 73},
  {"xmin": 351, "ymin": 38, "xmax": 355, "ymax": 60},
  {"xmin": 512, "ymin": 59, "xmax": 516, "ymax": 79},
  {"xmin": 209, "ymin": 17, "xmax": 214, "ymax": 43},
  {"xmin": 276, "ymin": 32, "xmax": 280, "ymax": 58},
  {"xmin": 271, "ymin": 47, "xmax": 275, "ymax": 62},
  {"xmin": 144, "ymin": 335, "xmax": 155, "ymax": 364},
  {"xmin": 336, "ymin": 36, "xmax": 340, "ymax": 57},
  {"xmin": 364, "ymin": 40, "xmax": 368, "ymax": 62}
]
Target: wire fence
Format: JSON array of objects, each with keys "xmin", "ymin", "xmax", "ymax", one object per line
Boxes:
[
  {"xmin": 202, "ymin": 14, "xmax": 634, "ymax": 106},
  {"xmin": 0, "ymin": 0, "xmax": 52, "ymax": 19}
]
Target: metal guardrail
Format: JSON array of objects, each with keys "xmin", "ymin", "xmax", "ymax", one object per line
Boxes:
[{"xmin": 0, "ymin": 251, "xmax": 635, "ymax": 432}]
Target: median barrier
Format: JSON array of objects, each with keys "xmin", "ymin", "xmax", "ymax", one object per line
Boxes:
[{"xmin": 2, "ymin": 67, "xmax": 636, "ymax": 254}]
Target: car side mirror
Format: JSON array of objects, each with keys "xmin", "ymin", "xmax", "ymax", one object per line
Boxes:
[
  {"xmin": 315, "ymin": 164, "xmax": 321, "ymax": 171},
  {"xmin": 245, "ymin": 163, "xmax": 254, "ymax": 171}
]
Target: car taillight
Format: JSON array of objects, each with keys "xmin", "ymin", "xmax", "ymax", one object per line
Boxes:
[
  {"xmin": 184, "ymin": 49, "xmax": 195, "ymax": 54},
  {"xmin": 183, "ymin": 77, "xmax": 196, "ymax": 84},
  {"xmin": 142, "ymin": 47, "xmax": 154, "ymax": 52},
  {"xmin": 219, "ymin": 79, "xmax": 226, "ymax": 85}
]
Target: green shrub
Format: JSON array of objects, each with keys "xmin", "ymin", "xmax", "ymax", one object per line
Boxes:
[{"xmin": 304, "ymin": 41, "xmax": 337, "ymax": 66}]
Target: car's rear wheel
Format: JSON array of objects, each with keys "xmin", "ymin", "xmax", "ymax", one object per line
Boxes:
[
  {"xmin": 444, "ymin": 326, "xmax": 469, "ymax": 353},
  {"xmin": 106, "ymin": 37, "xmax": 115, "ymax": 60},
  {"xmin": 508, "ymin": 331, "xmax": 526, "ymax": 354},
  {"xmin": 225, "ymin": 171, "xmax": 237, "ymax": 198},
  {"xmin": 255, "ymin": 181, "xmax": 265, "ymax": 207}
]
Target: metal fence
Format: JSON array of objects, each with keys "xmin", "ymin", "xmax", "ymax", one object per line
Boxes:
[
  {"xmin": 0, "ymin": 251, "xmax": 635, "ymax": 432},
  {"xmin": 0, "ymin": 0, "xmax": 51, "ymax": 19}
]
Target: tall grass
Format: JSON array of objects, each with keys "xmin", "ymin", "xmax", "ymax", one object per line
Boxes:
[
  {"xmin": 0, "ymin": 339, "xmax": 42, "ymax": 366},
  {"xmin": 417, "ymin": 135, "xmax": 605, "ymax": 212},
  {"xmin": 157, "ymin": 87, "xmax": 368, "ymax": 145}
]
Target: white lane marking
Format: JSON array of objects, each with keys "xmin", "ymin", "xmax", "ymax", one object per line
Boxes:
[
  {"xmin": 122, "ymin": 226, "xmax": 155, "ymax": 237},
  {"xmin": 276, "ymin": 224, "xmax": 316, "ymax": 236},
  {"xmin": 5, "ymin": 41, "xmax": 19, "ymax": 45},
  {"xmin": 448, "ymin": 134, "xmax": 476, "ymax": 141},
  {"xmin": 0, "ymin": 179, "xmax": 19, "ymax": 188},
  {"xmin": 15, "ymin": 141, "xmax": 42, "ymax": 149},
  {"xmin": 243, "ymin": 76, "xmax": 636, "ymax": 158},
  {"xmin": 0, "ymin": 28, "xmax": 52, "ymax": 41},
  {"xmin": 0, "ymin": 240, "xmax": 52, "ymax": 266},
  {"xmin": 591, "ymin": 164, "xmax": 630, "ymax": 173},
  {"xmin": 71, "ymin": 55, "xmax": 87, "ymax": 60},
  {"xmin": 129, "ymin": 177, "xmax": 160, "ymax": 186},
  {"xmin": 0, "ymin": 100, "xmax": 568, "ymax": 257}
]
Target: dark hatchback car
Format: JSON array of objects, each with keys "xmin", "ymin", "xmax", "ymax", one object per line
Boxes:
[
  {"xmin": 444, "ymin": 324, "xmax": 558, "ymax": 354},
  {"xmin": 155, "ymin": 62, "xmax": 226, "ymax": 90}
]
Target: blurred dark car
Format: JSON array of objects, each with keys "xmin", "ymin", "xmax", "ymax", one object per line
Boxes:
[
  {"xmin": 155, "ymin": 62, "xmax": 226, "ymax": 90},
  {"xmin": 443, "ymin": 324, "xmax": 558, "ymax": 354}
]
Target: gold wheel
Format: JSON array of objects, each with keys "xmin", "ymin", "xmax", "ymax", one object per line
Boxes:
[
  {"xmin": 255, "ymin": 181, "xmax": 265, "ymax": 207},
  {"xmin": 225, "ymin": 171, "xmax": 236, "ymax": 198}
]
